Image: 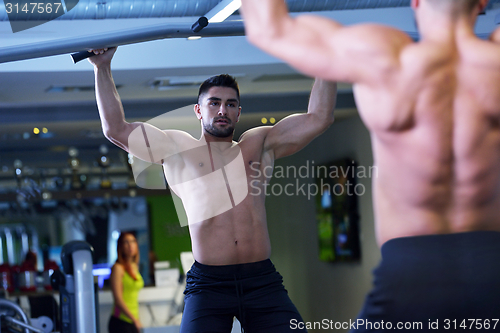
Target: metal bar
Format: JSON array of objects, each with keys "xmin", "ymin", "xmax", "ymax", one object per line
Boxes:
[
  {"xmin": 3, "ymin": 228, "xmax": 16, "ymax": 265},
  {"xmin": 0, "ymin": 19, "xmax": 244, "ymax": 64},
  {"xmin": 2, "ymin": 316, "xmax": 45, "ymax": 333},
  {"xmin": 0, "ymin": 299, "xmax": 32, "ymax": 333}
]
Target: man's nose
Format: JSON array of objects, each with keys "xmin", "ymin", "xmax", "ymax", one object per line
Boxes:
[{"xmin": 218, "ymin": 104, "xmax": 228, "ymax": 115}]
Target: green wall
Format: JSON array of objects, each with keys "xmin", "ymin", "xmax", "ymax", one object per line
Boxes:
[{"xmin": 147, "ymin": 195, "xmax": 192, "ymax": 273}]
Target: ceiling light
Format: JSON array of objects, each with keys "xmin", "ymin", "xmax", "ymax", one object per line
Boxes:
[
  {"xmin": 46, "ymin": 85, "xmax": 122, "ymax": 93},
  {"xmin": 187, "ymin": 36, "xmax": 202, "ymax": 41},
  {"xmin": 207, "ymin": 0, "xmax": 241, "ymax": 23}
]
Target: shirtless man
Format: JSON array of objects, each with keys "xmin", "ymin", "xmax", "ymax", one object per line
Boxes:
[
  {"xmin": 88, "ymin": 47, "xmax": 337, "ymax": 332},
  {"xmin": 241, "ymin": 0, "xmax": 500, "ymax": 329}
]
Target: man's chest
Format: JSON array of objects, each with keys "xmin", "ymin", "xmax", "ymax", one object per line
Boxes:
[
  {"xmin": 164, "ymin": 142, "xmax": 263, "ymax": 223},
  {"xmin": 165, "ymin": 142, "xmax": 264, "ymax": 183}
]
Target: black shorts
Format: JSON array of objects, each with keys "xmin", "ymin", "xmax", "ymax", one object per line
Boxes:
[
  {"xmin": 108, "ymin": 315, "xmax": 138, "ymax": 333},
  {"xmin": 180, "ymin": 259, "xmax": 306, "ymax": 333},
  {"xmin": 351, "ymin": 231, "xmax": 500, "ymax": 332}
]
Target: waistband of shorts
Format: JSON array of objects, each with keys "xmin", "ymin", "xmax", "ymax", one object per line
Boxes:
[
  {"xmin": 192, "ymin": 259, "xmax": 274, "ymax": 277},
  {"xmin": 381, "ymin": 230, "xmax": 500, "ymax": 262}
]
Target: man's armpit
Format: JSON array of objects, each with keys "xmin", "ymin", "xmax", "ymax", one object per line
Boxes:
[{"xmin": 239, "ymin": 126, "xmax": 272, "ymax": 144}]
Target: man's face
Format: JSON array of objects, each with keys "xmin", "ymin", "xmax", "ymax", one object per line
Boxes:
[{"xmin": 196, "ymin": 86, "xmax": 241, "ymax": 138}]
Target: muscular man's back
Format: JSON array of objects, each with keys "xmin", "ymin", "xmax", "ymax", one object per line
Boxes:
[
  {"xmin": 240, "ymin": 0, "xmax": 500, "ymax": 325},
  {"xmin": 356, "ymin": 35, "xmax": 500, "ymax": 245}
]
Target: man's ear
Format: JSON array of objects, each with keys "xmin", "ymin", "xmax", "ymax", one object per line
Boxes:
[
  {"xmin": 236, "ymin": 106, "xmax": 242, "ymax": 123},
  {"xmin": 194, "ymin": 104, "xmax": 202, "ymax": 120},
  {"xmin": 411, "ymin": 0, "xmax": 419, "ymax": 10}
]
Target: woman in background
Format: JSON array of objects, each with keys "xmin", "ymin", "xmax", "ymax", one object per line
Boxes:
[{"xmin": 109, "ymin": 232, "xmax": 144, "ymax": 333}]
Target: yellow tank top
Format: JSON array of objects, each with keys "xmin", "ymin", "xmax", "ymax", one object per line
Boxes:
[{"xmin": 113, "ymin": 269, "xmax": 144, "ymax": 323}]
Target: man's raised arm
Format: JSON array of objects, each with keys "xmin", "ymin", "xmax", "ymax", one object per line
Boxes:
[
  {"xmin": 262, "ymin": 78, "xmax": 337, "ymax": 160},
  {"xmin": 89, "ymin": 48, "xmax": 175, "ymax": 164},
  {"xmin": 240, "ymin": 0, "xmax": 411, "ymax": 84}
]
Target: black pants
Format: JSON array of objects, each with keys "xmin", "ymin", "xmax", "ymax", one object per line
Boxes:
[
  {"xmin": 352, "ymin": 231, "xmax": 500, "ymax": 332},
  {"xmin": 108, "ymin": 315, "xmax": 138, "ymax": 333},
  {"xmin": 180, "ymin": 259, "xmax": 306, "ymax": 333}
]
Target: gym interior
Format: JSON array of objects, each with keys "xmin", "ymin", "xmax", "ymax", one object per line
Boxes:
[{"xmin": 1, "ymin": 1, "xmax": 500, "ymax": 332}]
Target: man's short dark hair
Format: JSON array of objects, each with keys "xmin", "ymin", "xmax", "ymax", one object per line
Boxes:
[{"xmin": 197, "ymin": 74, "xmax": 240, "ymax": 105}]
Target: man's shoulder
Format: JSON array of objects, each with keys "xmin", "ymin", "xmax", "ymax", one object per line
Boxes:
[
  {"xmin": 490, "ymin": 26, "xmax": 500, "ymax": 44},
  {"xmin": 236, "ymin": 126, "xmax": 276, "ymax": 162},
  {"xmin": 163, "ymin": 129, "xmax": 196, "ymax": 139},
  {"xmin": 349, "ymin": 23, "xmax": 413, "ymax": 49},
  {"xmin": 163, "ymin": 129, "xmax": 200, "ymax": 147}
]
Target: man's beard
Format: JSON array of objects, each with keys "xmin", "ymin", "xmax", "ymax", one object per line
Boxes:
[{"xmin": 203, "ymin": 118, "xmax": 234, "ymax": 138}]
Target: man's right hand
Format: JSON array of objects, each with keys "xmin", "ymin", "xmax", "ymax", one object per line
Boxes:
[{"xmin": 87, "ymin": 47, "xmax": 117, "ymax": 68}]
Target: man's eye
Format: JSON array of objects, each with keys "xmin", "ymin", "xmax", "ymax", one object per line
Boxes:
[{"xmin": 228, "ymin": 103, "xmax": 236, "ymax": 107}]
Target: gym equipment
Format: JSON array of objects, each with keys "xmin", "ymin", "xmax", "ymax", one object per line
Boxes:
[
  {"xmin": 51, "ymin": 241, "xmax": 98, "ymax": 333},
  {"xmin": 0, "ymin": 298, "xmax": 44, "ymax": 333}
]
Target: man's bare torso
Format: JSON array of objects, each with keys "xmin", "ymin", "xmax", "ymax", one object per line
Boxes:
[
  {"xmin": 163, "ymin": 128, "xmax": 274, "ymax": 265},
  {"xmin": 355, "ymin": 32, "xmax": 500, "ymax": 246}
]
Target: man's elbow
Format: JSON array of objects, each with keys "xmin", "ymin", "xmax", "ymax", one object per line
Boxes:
[
  {"xmin": 245, "ymin": 19, "xmax": 287, "ymax": 51},
  {"xmin": 102, "ymin": 126, "xmax": 126, "ymax": 149},
  {"xmin": 327, "ymin": 114, "xmax": 335, "ymax": 127},
  {"xmin": 320, "ymin": 114, "xmax": 335, "ymax": 132},
  {"xmin": 310, "ymin": 112, "xmax": 335, "ymax": 132},
  {"xmin": 246, "ymin": 27, "xmax": 273, "ymax": 50},
  {"xmin": 102, "ymin": 121, "xmax": 130, "ymax": 140},
  {"xmin": 102, "ymin": 126, "xmax": 116, "ymax": 142}
]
